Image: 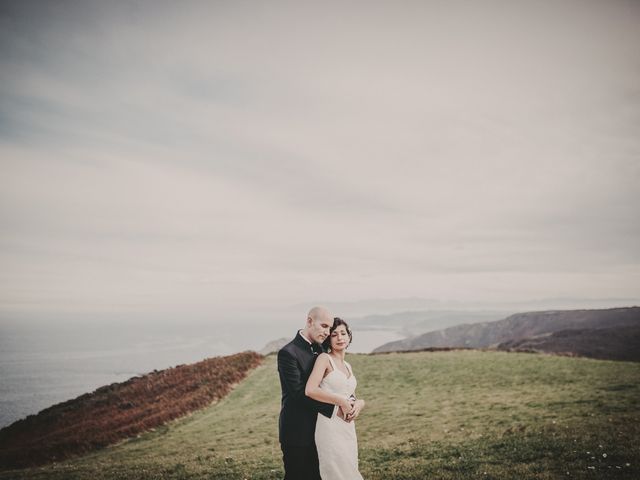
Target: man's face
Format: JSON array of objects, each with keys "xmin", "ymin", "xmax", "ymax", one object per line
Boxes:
[{"xmin": 306, "ymin": 314, "xmax": 334, "ymax": 344}]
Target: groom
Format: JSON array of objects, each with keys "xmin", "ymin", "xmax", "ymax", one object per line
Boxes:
[{"xmin": 277, "ymin": 306, "xmax": 338, "ymax": 480}]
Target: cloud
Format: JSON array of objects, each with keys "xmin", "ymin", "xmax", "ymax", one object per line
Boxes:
[{"xmin": 1, "ymin": 0, "xmax": 639, "ymax": 321}]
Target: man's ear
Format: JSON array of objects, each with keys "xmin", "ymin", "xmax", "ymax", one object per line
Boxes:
[{"xmin": 306, "ymin": 316, "xmax": 313, "ymax": 327}]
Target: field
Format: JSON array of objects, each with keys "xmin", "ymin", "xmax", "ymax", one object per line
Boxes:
[{"xmin": 2, "ymin": 350, "xmax": 639, "ymax": 479}]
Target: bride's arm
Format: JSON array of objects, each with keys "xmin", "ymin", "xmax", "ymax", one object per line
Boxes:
[{"xmin": 305, "ymin": 354, "xmax": 353, "ymax": 412}]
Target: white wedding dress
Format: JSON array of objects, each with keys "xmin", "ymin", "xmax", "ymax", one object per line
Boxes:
[{"xmin": 315, "ymin": 356, "xmax": 364, "ymax": 480}]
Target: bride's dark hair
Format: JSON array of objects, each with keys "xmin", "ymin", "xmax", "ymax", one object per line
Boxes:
[{"xmin": 322, "ymin": 317, "xmax": 353, "ymax": 352}]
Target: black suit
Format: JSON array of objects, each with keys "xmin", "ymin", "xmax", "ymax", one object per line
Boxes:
[{"xmin": 278, "ymin": 332, "xmax": 334, "ymax": 479}]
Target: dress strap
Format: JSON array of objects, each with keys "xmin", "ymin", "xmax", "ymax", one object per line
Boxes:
[
  {"xmin": 344, "ymin": 361, "xmax": 353, "ymax": 378},
  {"xmin": 326, "ymin": 355, "xmax": 337, "ymax": 371}
]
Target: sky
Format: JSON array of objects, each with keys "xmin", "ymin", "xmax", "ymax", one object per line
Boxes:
[{"xmin": 1, "ymin": 0, "xmax": 639, "ymax": 328}]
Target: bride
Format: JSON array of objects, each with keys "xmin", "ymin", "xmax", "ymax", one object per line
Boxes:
[{"xmin": 305, "ymin": 318, "xmax": 365, "ymax": 480}]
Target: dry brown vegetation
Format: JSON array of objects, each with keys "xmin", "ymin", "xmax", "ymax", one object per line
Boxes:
[{"xmin": 0, "ymin": 351, "xmax": 263, "ymax": 469}]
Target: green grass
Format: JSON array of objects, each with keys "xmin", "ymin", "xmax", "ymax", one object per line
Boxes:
[{"xmin": 3, "ymin": 351, "xmax": 639, "ymax": 479}]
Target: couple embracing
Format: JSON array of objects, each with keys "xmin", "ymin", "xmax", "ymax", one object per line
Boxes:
[{"xmin": 277, "ymin": 306, "xmax": 366, "ymax": 480}]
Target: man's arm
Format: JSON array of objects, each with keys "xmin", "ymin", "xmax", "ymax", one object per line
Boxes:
[
  {"xmin": 305, "ymin": 354, "xmax": 353, "ymax": 412},
  {"xmin": 345, "ymin": 399, "xmax": 365, "ymax": 422},
  {"xmin": 277, "ymin": 348, "xmax": 335, "ymax": 418}
]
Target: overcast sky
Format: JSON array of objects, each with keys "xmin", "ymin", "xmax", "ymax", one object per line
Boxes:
[{"xmin": 1, "ymin": 0, "xmax": 639, "ymax": 326}]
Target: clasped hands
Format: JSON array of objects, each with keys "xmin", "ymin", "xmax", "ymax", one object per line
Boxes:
[{"xmin": 338, "ymin": 397, "xmax": 365, "ymax": 423}]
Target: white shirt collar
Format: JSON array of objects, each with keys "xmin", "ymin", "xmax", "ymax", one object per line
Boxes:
[{"xmin": 298, "ymin": 329, "xmax": 313, "ymax": 345}]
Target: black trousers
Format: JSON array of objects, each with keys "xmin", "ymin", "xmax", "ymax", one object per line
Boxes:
[{"xmin": 281, "ymin": 443, "xmax": 322, "ymax": 480}]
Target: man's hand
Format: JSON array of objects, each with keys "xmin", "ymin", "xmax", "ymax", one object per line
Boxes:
[
  {"xmin": 345, "ymin": 399, "xmax": 365, "ymax": 422},
  {"xmin": 337, "ymin": 398, "xmax": 355, "ymax": 420}
]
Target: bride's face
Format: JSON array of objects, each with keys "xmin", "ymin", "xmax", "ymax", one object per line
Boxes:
[{"xmin": 330, "ymin": 325, "xmax": 350, "ymax": 351}]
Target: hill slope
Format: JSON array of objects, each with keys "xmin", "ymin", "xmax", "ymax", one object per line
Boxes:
[
  {"xmin": 0, "ymin": 351, "xmax": 263, "ymax": 469},
  {"xmin": 373, "ymin": 306, "xmax": 640, "ymax": 356},
  {"xmin": 498, "ymin": 324, "xmax": 640, "ymax": 361},
  {"xmin": 1, "ymin": 351, "xmax": 638, "ymax": 480}
]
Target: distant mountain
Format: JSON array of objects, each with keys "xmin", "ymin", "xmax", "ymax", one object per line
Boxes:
[
  {"xmin": 287, "ymin": 297, "xmax": 640, "ymax": 319},
  {"xmin": 351, "ymin": 310, "xmax": 510, "ymax": 336},
  {"xmin": 259, "ymin": 337, "xmax": 290, "ymax": 355},
  {"xmin": 497, "ymin": 325, "xmax": 640, "ymax": 362},
  {"xmin": 373, "ymin": 307, "xmax": 640, "ymax": 360}
]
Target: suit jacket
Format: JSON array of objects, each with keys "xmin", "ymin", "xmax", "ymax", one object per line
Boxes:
[{"xmin": 278, "ymin": 332, "xmax": 335, "ymax": 446}]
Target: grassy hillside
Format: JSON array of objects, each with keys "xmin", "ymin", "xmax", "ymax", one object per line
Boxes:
[
  {"xmin": 0, "ymin": 351, "xmax": 263, "ymax": 469},
  {"xmin": 2, "ymin": 351, "xmax": 639, "ymax": 479}
]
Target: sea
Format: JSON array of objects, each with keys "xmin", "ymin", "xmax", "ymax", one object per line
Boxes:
[{"xmin": 0, "ymin": 321, "xmax": 404, "ymax": 429}]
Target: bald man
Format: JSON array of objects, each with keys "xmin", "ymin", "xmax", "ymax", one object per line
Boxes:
[{"xmin": 277, "ymin": 307, "xmax": 336, "ymax": 480}]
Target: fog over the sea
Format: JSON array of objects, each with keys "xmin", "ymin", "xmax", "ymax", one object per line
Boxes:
[{"xmin": 1, "ymin": 0, "xmax": 639, "ymax": 329}]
